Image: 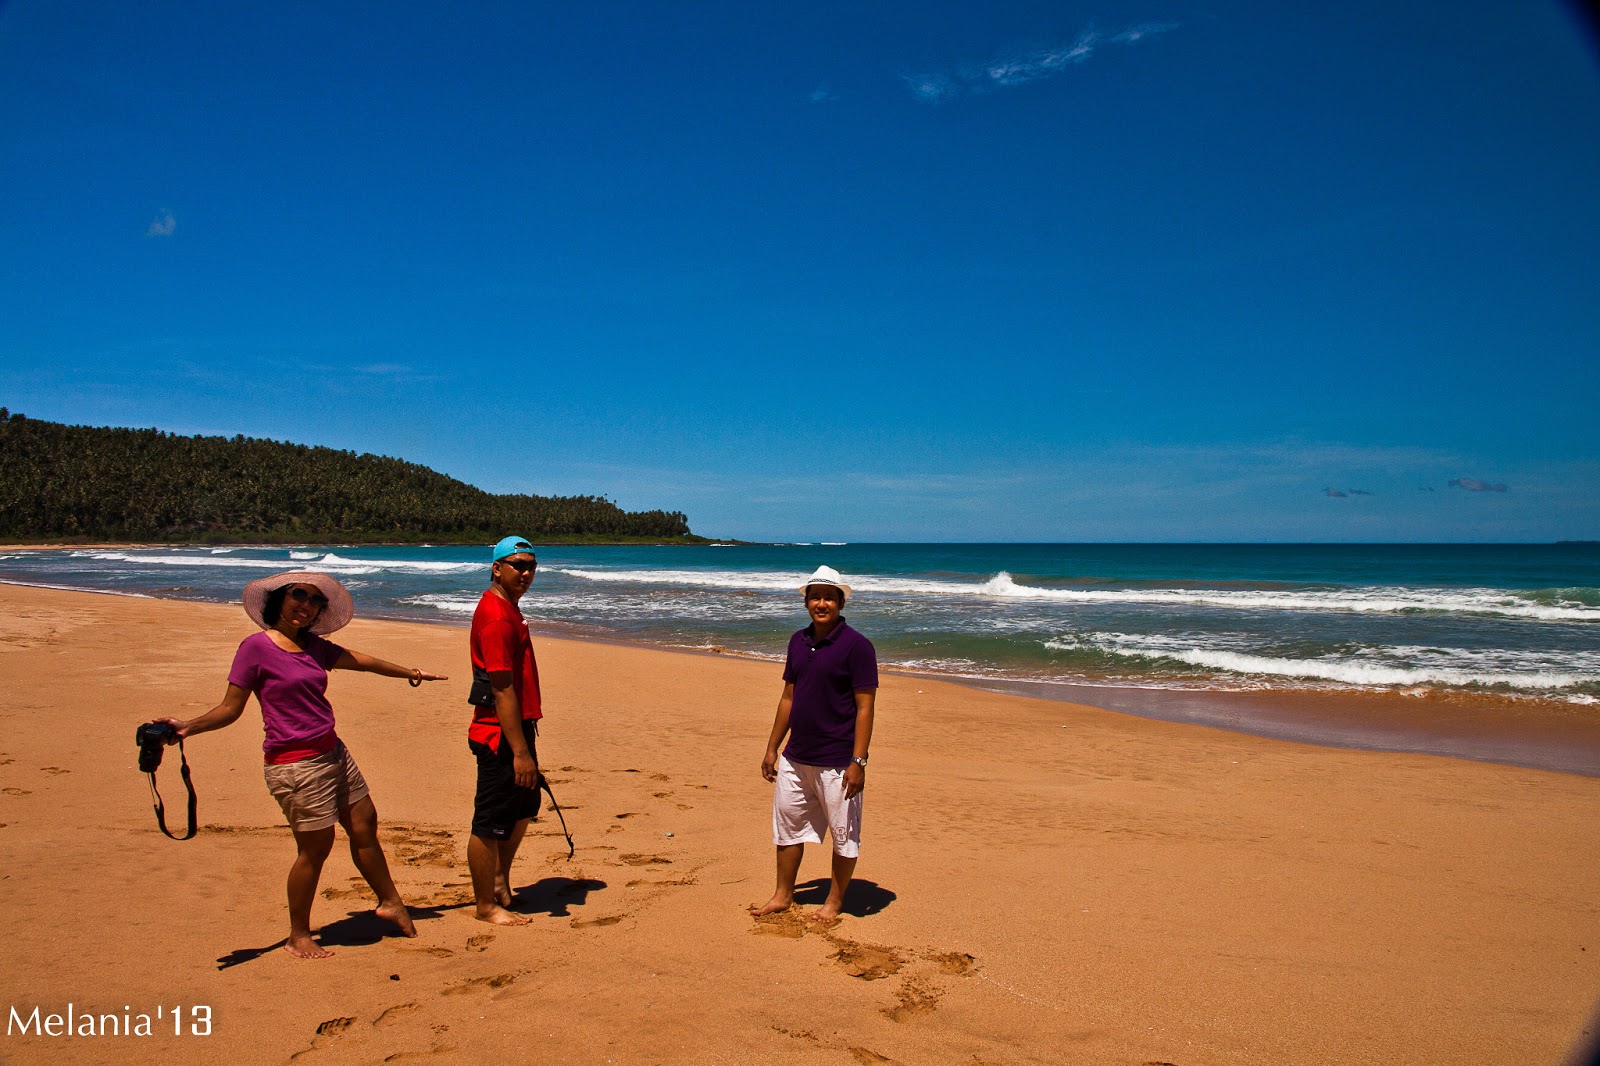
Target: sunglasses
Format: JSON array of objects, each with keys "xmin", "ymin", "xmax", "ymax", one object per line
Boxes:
[
  {"xmin": 500, "ymin": 559, "xmax": 537, "ymax": 574},
  {"xmin": 287, "ymin": 587, "xmax": 329, "ymax": 609}
]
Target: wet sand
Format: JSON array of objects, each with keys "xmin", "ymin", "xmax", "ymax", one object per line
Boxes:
[{"xmin": 1, "ymin": 582, "xmax": 1598, "ymax": 1065}]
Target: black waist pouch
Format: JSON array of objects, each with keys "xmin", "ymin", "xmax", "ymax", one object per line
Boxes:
[{"xmin": 467, "ymin": 664, "xmax": 496, "ymax": 707}]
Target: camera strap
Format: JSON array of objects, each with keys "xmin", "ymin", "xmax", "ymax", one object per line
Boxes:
[
  {"xmin": 147, "ymin": 738, "xmax": 198, "ymax": 841},
  {"xmin": 537, "ymin": 774, "xmax": 573, "ymax": 860}
]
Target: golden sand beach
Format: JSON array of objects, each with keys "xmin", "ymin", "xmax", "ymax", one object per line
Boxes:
[{"xmin": 1, "ymin": 582, "xmax": 1597, "ymax": 1065}]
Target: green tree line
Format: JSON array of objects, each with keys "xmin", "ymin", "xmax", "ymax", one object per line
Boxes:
[{"xmin": 0, "ymin": 409, "xmax": 695, "ymax": 543}]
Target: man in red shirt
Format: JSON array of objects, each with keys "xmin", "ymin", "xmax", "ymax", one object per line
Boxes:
[{"xmin": 466, "ymin": 535, "xmax": 544, "ymax": 926}]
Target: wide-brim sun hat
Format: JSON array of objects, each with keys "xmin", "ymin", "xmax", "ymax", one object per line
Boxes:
[
  {"xmin": 242, "ymin": 570, "xmax": 355, "ymax": 635},
  {"xmin": 799, "ymin": 565, "xmax": 852, "ymax": 603}
]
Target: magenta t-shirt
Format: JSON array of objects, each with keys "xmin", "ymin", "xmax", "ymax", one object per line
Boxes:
[{"xmin": 228, "ymin": 631, "xmax": 346, "ymax": 762}]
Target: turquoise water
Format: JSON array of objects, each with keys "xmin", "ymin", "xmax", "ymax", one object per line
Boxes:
[{"xmin": 3, "ymin": 542, "xmax": 1597, "ymax": 703}]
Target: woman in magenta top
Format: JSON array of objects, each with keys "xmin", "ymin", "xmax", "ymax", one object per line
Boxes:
[{"xmin": 161, "ymin": 570, "xmax": 447, "ymax": 959}]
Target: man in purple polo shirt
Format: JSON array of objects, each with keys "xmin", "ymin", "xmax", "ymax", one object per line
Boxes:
[{"xmin": 751, "ymin": 565, "xmax": 877, "ymax": 924}]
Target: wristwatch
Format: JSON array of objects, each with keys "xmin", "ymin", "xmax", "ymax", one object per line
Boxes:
[{"xmin": 851, "ymin": 756, "xmax": 868, "ymax": 767}]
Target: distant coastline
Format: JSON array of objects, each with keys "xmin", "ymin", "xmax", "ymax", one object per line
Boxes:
[{"xmin": 0, "ymin": 409, "xmax": 698, "ymax": 543}]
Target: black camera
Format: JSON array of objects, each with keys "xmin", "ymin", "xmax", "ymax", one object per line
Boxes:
[{"xmin": 135, "ymin": 721, "xmax": 176, "ymax": 773}]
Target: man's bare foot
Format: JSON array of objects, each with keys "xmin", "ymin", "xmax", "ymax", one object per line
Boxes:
[
  {"xmin": 748, "ymin": 894, "xmax": 793, "ymax": 917},
  {"xmin": 494, "ymin": 883, "xmax": 515, "ymax": 908},
  {"xmin": 375, "ymin": 900, "xmax": 418, "ymax": 938},
  {"xmin": 810, "ymin": 905, "xmax": 843, "ymax": 927},
  {"xmin": 475, "ymin": 905, "xmax": 531, "ymax": 926},
  {"xmin": 284, "ymin": 934, "xmax": 333, "ymax": 959}
]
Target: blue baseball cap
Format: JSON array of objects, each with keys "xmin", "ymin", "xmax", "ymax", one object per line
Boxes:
[{"xmin": 492, "ymin": 535, "xmax": 537, "ymax": 562}]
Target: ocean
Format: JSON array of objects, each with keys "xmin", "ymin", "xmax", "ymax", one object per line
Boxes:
[{"xmin": 3, "ymin": 541, "xmax": 1596, "ymax": 707}]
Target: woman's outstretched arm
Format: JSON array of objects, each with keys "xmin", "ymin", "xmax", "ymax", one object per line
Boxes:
[{"xmin": 332, "ymin": 648, "xmax": 448, "ymax": 684}]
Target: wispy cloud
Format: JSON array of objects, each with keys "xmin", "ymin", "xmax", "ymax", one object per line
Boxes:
[
  {"xmin": 808, "ymin": 83, "xmax": 838, "ymax": 104},
  {"xmin": 903, "ymin": 22, "xmax": 1177, "ymax": 102},
  {"xmin": 1450, "ymin": 477, "xmax": 1507, "ymax": 492},
  {"xmin": 146, "ymin": 210, "xmax": 176, "ymax": 237},
  {"xmin": 1348, "ymin": 488, "xmax": 1373, "ymax": 496},
  {"xmin": 1323, "ymin": 487, "xmax": 1347, "ymax": 498}
]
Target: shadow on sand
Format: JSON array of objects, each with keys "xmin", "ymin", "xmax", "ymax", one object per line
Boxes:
[
  {"xmin": 215, "ymin": 904, "xmax": 450, "ymax": 969},
  {"xmin": 793, "ymin": 877, "xmax": 896, "ymax": 917},
  {"xmin": 509, "ymin": 876, "xmax": 608, "ymax": 918}
]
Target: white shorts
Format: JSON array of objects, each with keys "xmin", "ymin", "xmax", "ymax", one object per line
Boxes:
[{"xmin": 771, "ymin": 754, "xmax": 862, "ymax": 858}]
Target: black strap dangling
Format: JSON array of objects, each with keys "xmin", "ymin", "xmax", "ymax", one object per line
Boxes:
[{"xmin": 148, "ymin": 738, "xmax": 198, "ymax": 841}]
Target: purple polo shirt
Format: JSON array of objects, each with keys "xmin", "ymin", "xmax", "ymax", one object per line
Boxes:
[{"xmin": 781, "ymin": 619, "xmax": 878, "ymax": 767}]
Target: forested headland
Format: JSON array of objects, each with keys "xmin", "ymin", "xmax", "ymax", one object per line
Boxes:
[{"xmin": 0, "ymin": 409, "xmax": 700, "ymax": 544}]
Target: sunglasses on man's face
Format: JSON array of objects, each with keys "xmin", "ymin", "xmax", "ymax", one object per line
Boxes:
[
  {"xmin": 288, "ymin": 587, "xmax": 329, "ymax": 609},
  {"xmin": 500, "ymin": 559, "xmax": 537, "ymax": 574}
]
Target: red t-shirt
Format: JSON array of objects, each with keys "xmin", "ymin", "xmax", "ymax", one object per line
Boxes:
[{"xmin": 468, "ymin": 588, "xmax": 542, "ymax": 751}]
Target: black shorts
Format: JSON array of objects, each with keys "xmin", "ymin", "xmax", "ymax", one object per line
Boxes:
[{"xmin": 469, "ymin": 719, "xmax": 540, "ymax": 840}]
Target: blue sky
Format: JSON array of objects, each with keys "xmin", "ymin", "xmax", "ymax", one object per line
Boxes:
[{"xmin": 2, "ymin": 1, "xmax": 1596, "ymax": 542}]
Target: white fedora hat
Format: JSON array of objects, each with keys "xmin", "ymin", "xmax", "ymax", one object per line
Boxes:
[{"xmin": 798, "ymin": 565, "xmax": 852, "ymax": 603}]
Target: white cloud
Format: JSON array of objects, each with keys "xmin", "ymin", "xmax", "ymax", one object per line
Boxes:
[
  {"xmin": 146, "ymin": 210, "xmax": 176, "ymax": 237},
  {"xmin": 904, "ymin": 22, "xmax": 1177, "ymax": 102}
]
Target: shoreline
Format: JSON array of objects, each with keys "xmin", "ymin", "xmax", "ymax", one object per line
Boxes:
[
  {"xmin": 2, "ymin": 581, "xmax": 1598, "ymax": 1063},
  {"xmin": 7, "ymin": 575, "xmax": 1597, "ymax": 779}
]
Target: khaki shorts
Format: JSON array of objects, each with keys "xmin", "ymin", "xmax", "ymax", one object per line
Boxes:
[
  {"xmin": 772, "ymin": 754, "xmax": 862, "ymax": 858},
  {"xmin": 263, "ymin": 743, "xmax": 370, "ymax": 833}
]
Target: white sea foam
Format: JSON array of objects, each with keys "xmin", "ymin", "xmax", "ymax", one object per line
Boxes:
[
  {"xmin": 80, "ymin": 550, "xmax": 477, "ymax": 576},
  {"xmin": 1045, "ymin": 632, "xmax": 1599, "ymax": 692},
  {"xmin": 398, "ymin": 590, "xmax": 790, "ymax": 620},
  {"xmin": 401, "ymin": 593, "xmax": 480, "ymax": 615},
  {"xmin": 547, "ymin": 566, "xmax": 1598, "ymax": 622}
]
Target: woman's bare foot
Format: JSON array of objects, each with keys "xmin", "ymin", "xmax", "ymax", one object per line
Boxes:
[
  {"xmin": 748, "ymin": 893, "xmax": 793, "ymax": 917},
  {"xmin": 475, "ymin": 905, "xmax": 531, "ymax": 926},
  {"xmin": 284, "ymin": 933, "xmax": 333, "ymax": 959},
  {"xmin": 375, "ymin": 900, "xmax": 418, "ymax": 937}
]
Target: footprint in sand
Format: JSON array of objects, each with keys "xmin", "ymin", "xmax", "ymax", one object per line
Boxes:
[
  {"xmin": 830, "ymin": 940, "xmax": 904, "ymax": 981},
  {"xmin": 40, "ymin": 767, "xmax": 69, "ymax": 775},
  {"xmin": 441, "ymin": 973, "xmax": 520, "ymax": 995},
  {"xmin": 383, "ymin": 826, "xmax": 457, "ymax": 868},
  {"xmin": 405, "ymin": 884, "xmax": 474, "ymax": 908},
  {"xmin": 380, "ymin": 1043, "xmax": 458, "ymax": 1062},
  {"xmin": 570, "ymin": 915, "xmax": 623, "ymax": 928},
  {"xmin": 882, "ymin": 977, "xmax": 940, "ymax": 1022},
  {"xmin": 373, "ymin": 1003, "xmax": 420, "ymax": 1027},
  {"xmin": 287, "ymin": 1017, "xmax": 359, "ymax": 1061},
  {"xmin": 750, "ymin": 911, "xmax": 808, "ymax": 939},
  {"xmin": 925, "ymin": 951, "xmax": 976, "ymax": 975},
  {"xmin": 626, "ymin": 875, "xmax": 696, "ymax": 888},
  {"xmin": 465, "ymin": 935, "xmax": 494, "ymax": 952},
  {"xmin": 2, "ymin": 788, "xmax": 31, "ymax": 796},
  {"xmin": 619, "ymin": 854, "xmax": 672, "ymax": 866},
  {"xmin": 321, "ymin": 884, "xmax": 375, "ymax": 901},
  {"xmin": 849, "ymin": 1049, "xmax": 896, "ymax": 1064},
  {"xmin": 649, "ymin": 773, "xmax": 669, "ymax": 782},
  {"xmin": 651, "ymin": 791, "xmax": 672, "ymax": 799}
]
